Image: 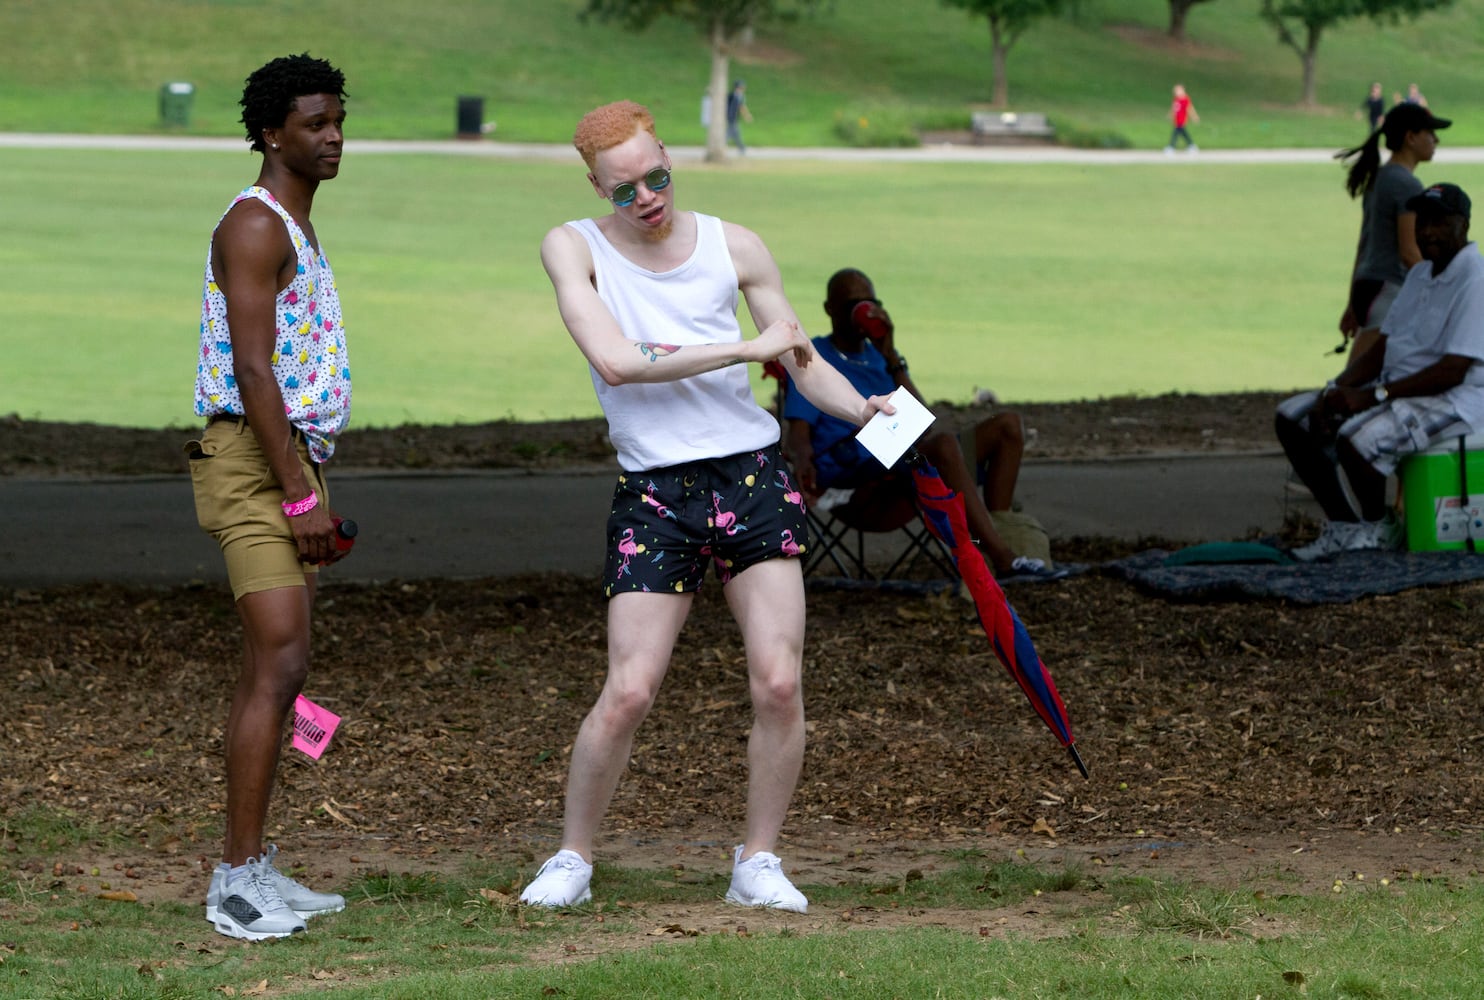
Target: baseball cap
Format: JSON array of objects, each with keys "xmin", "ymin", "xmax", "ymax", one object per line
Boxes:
[
  {"xmin": 1382, "ymin": 102, "xmax": 1452, "ymax": 136},
  {"xmin": 1406, "ymin": 183, "xmax": 1472, "ymax": 220}
]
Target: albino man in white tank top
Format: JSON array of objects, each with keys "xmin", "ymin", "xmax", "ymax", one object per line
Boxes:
[{"xmin": 567, "ymin": 212, "xmax": 781, "ymax": 471}]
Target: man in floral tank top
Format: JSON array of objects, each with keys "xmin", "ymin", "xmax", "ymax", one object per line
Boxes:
[{"xmin": 185, "ymin": 53, "xmax": 351, "ymax": 942}]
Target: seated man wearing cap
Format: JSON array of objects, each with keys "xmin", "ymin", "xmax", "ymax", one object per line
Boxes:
[
  {"xmin": 1277, "ymin": 182, "xmax": 1484, "ymax": 561},
  {"xmin": 783, "ymin": 267, "xmax": 1063, "ymax": 582}
]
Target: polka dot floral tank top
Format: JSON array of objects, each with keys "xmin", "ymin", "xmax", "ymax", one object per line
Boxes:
[{"xmin": 193, "ymin": 186, "xmax": 351, "ymax": 463}]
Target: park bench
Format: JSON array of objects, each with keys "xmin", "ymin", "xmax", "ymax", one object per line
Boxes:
[{"xmin": 971, "ymin": 110, "xmax": 1055, "ymax": 143}]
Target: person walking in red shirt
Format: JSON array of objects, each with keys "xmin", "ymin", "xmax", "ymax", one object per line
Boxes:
[{"xmin": 1165, "ymin": 83, "xmax": 1200, "ymax": 155}]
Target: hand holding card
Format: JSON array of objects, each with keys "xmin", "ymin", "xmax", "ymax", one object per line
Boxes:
[{"xmin": 855, "ymin": 388, "xmax": 935, "ymax": 470}]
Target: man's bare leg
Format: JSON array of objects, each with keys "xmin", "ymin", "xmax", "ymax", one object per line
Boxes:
[
  {"xmin": 973, "ymin": 412, "xmax": 1026, "ymax": 513},
  {"xmin": 557, "ymin": 591, "xmax": 692, "ymax": 861},
  {"xmin": 224, "ymin": 578, "xmax": 314, "ymax": 865},
  {"xmin": 722, "ymin": 558, "xmax": 807, "ymax": 858},
  {"xmin": 919, "ymin": 432, "xmax": 1018, "ymax": 574}
]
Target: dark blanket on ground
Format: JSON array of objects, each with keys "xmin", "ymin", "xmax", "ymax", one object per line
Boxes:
[{"xmin": 1106, "ymin": 547, "xmax": 1484, "ymax": 604}]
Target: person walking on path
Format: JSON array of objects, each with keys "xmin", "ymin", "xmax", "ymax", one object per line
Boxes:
[
  {"xmin": 519, "ymin": 100, "xmax": 891, "ymax": 914},
  {"xmin": 1164, "ymin": 83, "xmax": 1199, "ymax": 154},
  {"xmin": 186, "ymin": 53, "xmax": 352, "ymax": 941},
  {"xmin": 1333, "ymin": 102, "xmax": 1450, "ymax": 360},
  {"xmin": 1360, "ymin": 82, "xmax": 1386, "ymax": 132},
  {"xmin": 726, "ymin": 80, "xmax": 753, "ymax": 155}
]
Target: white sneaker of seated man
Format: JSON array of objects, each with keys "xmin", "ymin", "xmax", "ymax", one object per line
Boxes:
[{"xmin": 1291, "ymin": 514, "xmax": 1401, "ymax": 562}]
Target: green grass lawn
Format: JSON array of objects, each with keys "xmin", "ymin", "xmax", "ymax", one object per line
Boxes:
[
  {"xmin": 11, "ymin": 148, "xmax": 1484, "ymax": 428},
  {"xmin": 5, "ymin": 812, "xmax": 1484, "ymax": 999},
  {"xmin": 6, "ymin": 0, "xmax": 1484, "ymax": 428},
  {"xmin": 3, "ymin": 0, "xmax": 1484, "ymax": 149}
]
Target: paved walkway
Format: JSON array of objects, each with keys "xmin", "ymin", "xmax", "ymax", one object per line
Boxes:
[
  {"xmin": 6, "ymin": 132, "xmax": 1484, "ymax": 166},
  {"xmin": 1, "ymin": 452, "xmax": 1313, "ymax": 588}
]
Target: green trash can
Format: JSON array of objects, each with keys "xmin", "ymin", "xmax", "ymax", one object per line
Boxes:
[{"xmin": 159, "ymin": 82, "xmax": 195, "ymax": 127}]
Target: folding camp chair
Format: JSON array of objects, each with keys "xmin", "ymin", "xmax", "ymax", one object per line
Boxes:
[{"xmin": 802, "ymin": 473, "xmax": 957, "ymax": 581}]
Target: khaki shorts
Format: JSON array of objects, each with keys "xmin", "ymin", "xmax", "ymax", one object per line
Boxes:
[{"xmin": 186, "ymin": 418, "xmax": 329, "ymax": 600}]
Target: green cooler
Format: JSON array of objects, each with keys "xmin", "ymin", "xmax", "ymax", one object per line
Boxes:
[{"xmin": 1399, "ymin": 433, "xmax": 1484, "ymax": 551}]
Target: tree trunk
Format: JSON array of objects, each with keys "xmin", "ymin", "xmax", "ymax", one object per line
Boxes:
[
  {"xmin": 1300, "ymin": 23, "xmax": 1320, "ymax": 106},
  {"xmin": 1168, "ymin": 0, "xmax": 1190, "ymax": 40},
  {"xmin": 705, "ymin": 19, "xmax": 731, "ymax": 163},
  {"xmin": 989, "ymin": 18, "xmax": 1010, "ymax": 109}
]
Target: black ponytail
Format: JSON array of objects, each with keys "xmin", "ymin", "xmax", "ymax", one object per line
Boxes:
[{"xmin": 1336, "ymin": 102, "xmax": 1421, "ymax": 199}]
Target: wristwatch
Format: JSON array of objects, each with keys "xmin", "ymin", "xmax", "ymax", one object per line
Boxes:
[{"xmin": 1374, "ymin": 384, "xmax": 1390, "ymax": 403}]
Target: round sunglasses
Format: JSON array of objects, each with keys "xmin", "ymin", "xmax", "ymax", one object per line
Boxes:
[{"xmin": 608, "ymin": 167, "xmax": 671, "ymax": 208}]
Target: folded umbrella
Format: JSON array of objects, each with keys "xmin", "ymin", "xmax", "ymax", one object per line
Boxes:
[{"xmin": 908, "ymin": 452, "xmax": 1088, "ymax": 778}]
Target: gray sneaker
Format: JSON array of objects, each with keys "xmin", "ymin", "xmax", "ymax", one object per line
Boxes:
[
  {"xmin": 262, "ymin": 845, "xmax": 345, "ymax": 918},
  {"xmin": 724, "ymin": 845, "xmax": 808, "ymax": 913},
  {"xmin": 209, "ymin": 855, "xmax": 306, "ymax": 941},
  {"xmin": 519, "ymin": 850, "xmax": 593, "ymax": 908},
  {"xmin": 207, "ymin": 846, "xmax": 344, "ymax": 922}
]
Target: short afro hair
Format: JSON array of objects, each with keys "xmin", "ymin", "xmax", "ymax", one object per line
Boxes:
[
  {"xmin": 240, "ymin": 53, "xmax": 348, "ymax": 153},
  {"xmin": 573, "ymin": 101, "xmax": 657, "ymax": 171}
]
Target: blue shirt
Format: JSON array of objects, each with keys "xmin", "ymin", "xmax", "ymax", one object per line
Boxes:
[{"xmin": 784, "ymin": 335, "xmax": 895, "ymax": 487}]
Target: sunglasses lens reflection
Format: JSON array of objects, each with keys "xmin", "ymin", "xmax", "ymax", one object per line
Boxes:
[{"xmin": 611, "ymin": 168, "xmax": 671, "ymax": 207}]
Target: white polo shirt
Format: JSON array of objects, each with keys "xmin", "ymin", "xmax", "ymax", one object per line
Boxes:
[{"xmin": 1381, "ymin": 243, "xmax": 1484, "ymax": 427}]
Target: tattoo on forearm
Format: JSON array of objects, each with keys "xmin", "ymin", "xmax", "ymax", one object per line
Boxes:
[{"xmin": 638, "ymin": 342, "xmax": 680, "ymax": 362}]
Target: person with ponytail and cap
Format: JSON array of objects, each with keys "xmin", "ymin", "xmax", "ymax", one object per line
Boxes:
[{"xmin": 1334, "ymin": 102, "xmax": 1451, "ymax": 360}]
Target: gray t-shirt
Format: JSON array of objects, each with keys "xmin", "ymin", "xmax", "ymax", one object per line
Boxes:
[{"xmin": 1355, "ymin": 163, "xmax": 1423, "ymax": 284}]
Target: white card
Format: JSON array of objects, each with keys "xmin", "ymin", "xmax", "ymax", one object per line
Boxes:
[{"xmin": 855, "ymin": 387, "xmax": 936, "ymax": 469}]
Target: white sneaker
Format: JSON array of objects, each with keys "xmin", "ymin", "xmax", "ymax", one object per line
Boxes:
[
  {"xmin": 1343, "ymin": 515, "xmax": 1402, "ymax": 553},
  {"xmin": 1163, "ymin": 146, "xmax": 1175, "ymax": 155},
  {"xmin": 209, "ymin": 855, "xmax": 307, "ymax": 941},
  {"xmin": 1291, "ymin": 520, "xmax": 1359, "ymax": 562},
  {"xmin": 207, "ymin": 846, "xmax": 345, "ymax": 922},
  {"xmin": 1188, "ymin": 144, "xmax": 1199, "ymax": 154},
  {"xmin": 519, "ymin": 850, "xmax": 593, "ymax": 907},
  {"xmin": 1002, "ymin": 556, "xmax": 1070, "ymax": 583},
  {"xmin": 724, "ymin": 845, "xmax": 808, "ymax": 913}
]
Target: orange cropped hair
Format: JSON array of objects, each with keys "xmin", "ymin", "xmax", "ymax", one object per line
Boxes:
[{"xmin": 573, "ymin": 100, "xmax": 657, "ymax": 171}]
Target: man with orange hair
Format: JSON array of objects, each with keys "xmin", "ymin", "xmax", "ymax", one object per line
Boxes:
[{"xmin": 519, "ymin": 100, "xmax": 893, "ymax": 913}]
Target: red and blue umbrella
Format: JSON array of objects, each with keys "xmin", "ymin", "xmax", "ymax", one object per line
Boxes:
[{"xmin": 908, "ymin": 453, "xmax": 1089, "ymax": 778}]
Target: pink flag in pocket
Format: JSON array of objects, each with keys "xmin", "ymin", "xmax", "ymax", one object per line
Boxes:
[{"xmin": 292, "ymin": 694, "xmax": 341, "ymax": 760}]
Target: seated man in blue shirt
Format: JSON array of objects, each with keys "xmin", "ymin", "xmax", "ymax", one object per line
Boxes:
[{"xmin": 783, "ymin": 267, "xmax": 1061, "ymax": 581}]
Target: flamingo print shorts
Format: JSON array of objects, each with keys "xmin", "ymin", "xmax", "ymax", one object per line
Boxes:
[{"xmin": 602, "ymin": 444, "xmax": 809, "ymax": 597}]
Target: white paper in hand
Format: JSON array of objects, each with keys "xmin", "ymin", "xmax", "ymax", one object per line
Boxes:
[{"xmin": 855, "ymin": 388, "xmax": 936, "ymax": 469}]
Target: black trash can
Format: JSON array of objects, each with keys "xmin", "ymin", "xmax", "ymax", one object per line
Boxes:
[
  {"xmin": 159, "ymin": 82, "xmax": 195, "ymax": 127},
  {"xmin": 456, "ymin": 96, "xmax": 484, "ymax": 138}
]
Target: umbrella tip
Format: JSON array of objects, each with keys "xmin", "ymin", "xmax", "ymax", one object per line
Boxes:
[{"xmin": 1069, "ymin": 745, "xmax": 1089, "ymax": 780}]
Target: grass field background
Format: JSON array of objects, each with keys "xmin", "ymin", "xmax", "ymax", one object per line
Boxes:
[
  {"xmin": 6, "ymin": 0, "xmax": 1484, "ymax": 426},
  {"xmin": 3, "ymin": 0, "xmax": 1484, "ymax": 148},
  {"xmin": 14, "ymin": 150, "xmax": 1484, "ymax": 427}
]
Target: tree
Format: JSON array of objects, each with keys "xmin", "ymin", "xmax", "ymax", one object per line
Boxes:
[
  {"xmin": 1260, "ymin": 0, "xmax": 1453, "ymax": 106},
  {"xmin": 940, "ymin": 0, "xmax": 1066, "ymax": 108},
  {"xmin": 1168, "ymin": 0, "xmax": 1217, "ymax": 40},
  {"xmin": 582, "ymin": 0, "xmax": 825, "ymax": 162}
]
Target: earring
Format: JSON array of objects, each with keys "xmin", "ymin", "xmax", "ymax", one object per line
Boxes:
[{"xmin": 271, "ymin": 143, "xmax": 280, "ymax": 150}]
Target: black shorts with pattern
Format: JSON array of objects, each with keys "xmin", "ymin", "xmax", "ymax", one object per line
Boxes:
[{"xmin": 603, "ymin": 444, "xmax": 809, "ymax": 597}]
